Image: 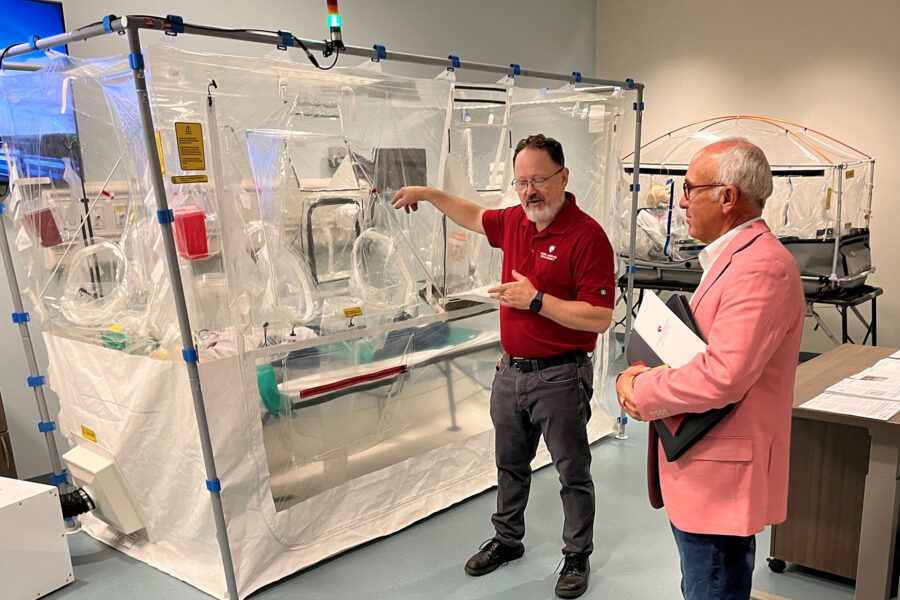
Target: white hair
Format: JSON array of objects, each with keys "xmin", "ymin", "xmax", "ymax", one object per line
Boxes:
[{"xmin": 704, "ymin": 137, "xmax": 773, "ymax": 209}]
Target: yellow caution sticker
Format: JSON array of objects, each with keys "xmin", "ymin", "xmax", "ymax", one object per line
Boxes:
[
  {"xmin": 343, "ymin": 307, "xmax": 363, "ymax": 318},
  {"xmin": 825, "ymin": 187, "xmax": 832, "ymax": 210},
  {"xmin": 171, "ymin": 175, "xmax": 209, "ymax": 184},
  {"xmin": 845, "ymin": 169, "xmax": 855, "ymax": 179},
  {"xmin": 174, "ymin": 122, "xmax": 206, "ymax": 171},
  {"xmin": 155, "ymin": 131, "xmax": 166, "ymax": 177},
  {"xmin": 81, "ymin": 425, "xmax": 98, "ymax": 443}
]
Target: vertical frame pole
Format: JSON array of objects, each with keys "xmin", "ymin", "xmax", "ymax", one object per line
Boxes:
[
  {"xmin": 124, "ymin": 25, "xmax": 239, "ymax": 600},
  {"xmin": 618, "ymin": 85, "xmax": 644, "ymax": 440}
]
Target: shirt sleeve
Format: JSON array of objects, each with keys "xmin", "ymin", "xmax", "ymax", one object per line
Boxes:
[
  {"xmin": 572, "ymin": 227, "xmax": 616, "ymax": 309},
  {"xmin": 481, "ymin": 208, "xmax": 506, "ymax": 249}
]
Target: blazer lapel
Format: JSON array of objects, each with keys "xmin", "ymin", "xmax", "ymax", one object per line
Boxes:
[{"xmin": 691, "ymin": 221, "xmax": 770, "ymax": 312}]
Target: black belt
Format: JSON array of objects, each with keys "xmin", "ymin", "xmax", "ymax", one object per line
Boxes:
[{"xmin": 509, "ymin": 350, "xmax": 586, "ymax": 373}]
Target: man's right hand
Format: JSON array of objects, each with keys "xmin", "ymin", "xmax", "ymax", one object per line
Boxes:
[
  {"xmin": 390, "ymin": 186, "xmax": 486, "ymax": 235},
  {"xmin": 391, "ymin": 186, "xmax": 429, "ymax": 213}
]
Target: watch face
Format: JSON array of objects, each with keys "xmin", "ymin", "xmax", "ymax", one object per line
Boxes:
[{"xmin": 530, "ymin": 297, "xmax": 542, "ymax": 313}]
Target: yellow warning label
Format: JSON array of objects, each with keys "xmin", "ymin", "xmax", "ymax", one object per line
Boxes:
[
  {"xmin": 171, "ymin": 175, "xmax": 209, "ymax": 184},
  {"xmin": 174, "ymin": 122, "xmax": 206, "ymax": 171},
  {"xmin": 343, "ymin": 307, "xmax": 363, "ymax": 318},
  {"xmin": 155, "ymin": 131, "xmax": 166, "ymax": 177},
  {"xmin": 825, "ymin": 187, "xmax": 832, "ymax": 210},
  {"xmin": 81, "ymin": 425, "xmax": 98, "ymax": 443},
  {"xmin": 845, "ymin": 169, "xmax": 855, "ymax": 179}
]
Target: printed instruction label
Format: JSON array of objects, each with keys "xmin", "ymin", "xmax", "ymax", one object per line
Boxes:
[
  {"xmin": 174, "ymin": 122, "xmax": 206, "ymax": 171},
  {"xmin": 343, "ymin": 307, "xmax": 363, "ymax": 318},
  {"xmin": 81, "ymin": 425, "xmax": 98, "ymax": 443},
  {"xmin": 846, "ymin": 169, "xmax": 855, "ymax": 179},
  {"xmin": 825, "ymin": 187, "xmax": 832, "ymax": 210},
  {"xmin": 171, "ymin": 175, "xmax": 209, "ymax": 184},
  {"xmin": 154, "ymin": 131, "xmax": 166, "ymax": 177}
]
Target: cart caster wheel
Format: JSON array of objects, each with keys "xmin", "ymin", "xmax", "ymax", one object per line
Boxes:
[{"xmin": 767, "ymin": 558, "xmax": 786, "ymax": 574}]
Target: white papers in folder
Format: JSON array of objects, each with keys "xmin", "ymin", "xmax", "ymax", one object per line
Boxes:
[{"xmin": 633, "ymin": 291, "xmax": 706, "ymax": 368}]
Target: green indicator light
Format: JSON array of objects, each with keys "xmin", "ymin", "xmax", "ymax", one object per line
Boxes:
[{"xmin": 328, "ymin": 14, "xmax": 342, "ymax": 28}]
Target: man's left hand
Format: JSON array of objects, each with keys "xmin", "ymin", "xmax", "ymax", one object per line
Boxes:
[
  {"xmin": 616, "ymin": 364, "xmax": 650, "ymax": 421},
  {"xmin": 488, "ymin": 270, "xmax": 537, "ymax": 310}
]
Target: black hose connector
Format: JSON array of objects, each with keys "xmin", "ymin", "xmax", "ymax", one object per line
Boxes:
[{"xmin": 60, "ymin": 488, "xmax": 95, "ymax": 519}]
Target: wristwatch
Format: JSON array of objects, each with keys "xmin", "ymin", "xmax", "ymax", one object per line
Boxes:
[{"xmin": 529, "ymin": 291, "xmax": 544, "ymax": 314}]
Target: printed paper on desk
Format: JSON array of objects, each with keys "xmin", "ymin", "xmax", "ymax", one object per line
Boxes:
[{"xmin": 632, "ymin": 291, "xmax": 706, "ymax": 368}]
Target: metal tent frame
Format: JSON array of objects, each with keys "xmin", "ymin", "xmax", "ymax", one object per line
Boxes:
[{"xmin": 0, "ymin": 14, "xmax": 645, "ymax": 598}]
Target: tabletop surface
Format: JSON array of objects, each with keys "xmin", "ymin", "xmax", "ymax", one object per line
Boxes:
[{"xmin": 793, "ymin": 343, "xmax": 900, "ymax": 432}]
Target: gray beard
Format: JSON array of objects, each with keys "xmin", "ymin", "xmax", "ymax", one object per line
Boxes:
[{"xmin": 523, "ymin": 198, "xmax": 564, "ymax": 224}]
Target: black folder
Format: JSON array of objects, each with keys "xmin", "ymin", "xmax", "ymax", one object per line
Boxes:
[{"xmin": 626, "ymin": 294, "xmax": 735, "ymax": 462}]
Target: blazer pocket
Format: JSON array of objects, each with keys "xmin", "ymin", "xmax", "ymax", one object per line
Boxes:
[{"xmin": 690, "ymin": 436, "xmax": 753, "ymax": 463}]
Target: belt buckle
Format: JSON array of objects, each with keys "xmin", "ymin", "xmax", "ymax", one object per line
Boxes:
[{"xmin": 511, "ymin": 357, "xmax": 532, "ymax": 372}]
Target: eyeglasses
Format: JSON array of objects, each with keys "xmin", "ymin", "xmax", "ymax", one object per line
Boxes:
[
  {"xmin": 683, "ymin": 182, "xmax": 727, "ymax": 201},
  {"xmin": 511, "ymin": 166, "xmax": 564, "ymax": 191}
]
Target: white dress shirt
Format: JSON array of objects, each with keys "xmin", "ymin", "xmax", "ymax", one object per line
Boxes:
[{"xmin": 697, "ymin": 217, "xmax": 762, "ymax": 285}]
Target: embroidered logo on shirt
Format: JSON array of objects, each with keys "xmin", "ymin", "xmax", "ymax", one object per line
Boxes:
[{"xmin": 540, "ymin": 245, "xmax": 558, "ymax": 261}]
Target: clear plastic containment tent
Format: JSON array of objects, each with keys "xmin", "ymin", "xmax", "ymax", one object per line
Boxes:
[
  {"xmin": 0, "ymin": 38, "xmax": 628, "ymax": 599},
  {"xmin": 621, "ymin": 115, "xmax": 874, "ymax": 293}
]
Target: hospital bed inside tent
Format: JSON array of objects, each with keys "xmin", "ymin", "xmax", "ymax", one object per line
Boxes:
[{"xmin": 621, "ymin": 116, "xmax": 874, "ymax": 294}]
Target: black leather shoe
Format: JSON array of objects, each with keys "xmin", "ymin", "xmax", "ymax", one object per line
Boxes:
[
  {"xmin": 555, "ymin": 552, "xmax": 590, "ymax": 598},
  {"xmin": 464, "ymin": 538, "xmax": 525, "ymax": 576}
]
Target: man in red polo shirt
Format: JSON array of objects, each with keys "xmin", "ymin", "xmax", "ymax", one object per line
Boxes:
[{"xmin": 392, "ymin": 134, "xmax": 614, "ymax": 599}]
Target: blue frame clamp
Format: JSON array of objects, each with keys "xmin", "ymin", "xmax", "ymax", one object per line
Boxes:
[
  {"xmin": 630, "ymin": 183, "xmax": 641, "ymax": 192},
  {"xmin": 571, "ymin": 71, "xmax": 582, "ymax": 84},
  {"xmin": 629, "ymin": 265, "xmax": 638, "ymax": 274},
  {"xmin": 102, "ymin": 15, "xmax": 116, "ymax": 34},
  {"xmin": 182, "ymin": 348, "xmax": 198, "ymax": 363},
  {"xmin": 29, "ymin": 35, "xmax": 41, "ymax": 51},
  {"xmin": 50, "ymin": 472, "xmax": 68, "ymax": 485},
  {"xmin": 156, "ymin": 209, "xmax": 174, "ymax": 225},
  {"xmin": 618, "ymin": 416, "xmax": 629, "ymax": 426},
  {"xmin": 28, "ymin": 375, "xmax": 46, "ymax": 387},
  {"xmin": 373, "ymin": 44, "xmax": 387, "ymax": 61},
  {"xmin": 38, "ymin": 420, "xmax": 56, "ymax": 433},
  {"xmin": 165, "ymin": 14, "xmax": 184, "ymax": 36},
  {"xmin": 509, "ymin": 63, "xmax": 521, "ymax": 77},
  {"xmin": 129, "ymin": 53, "xmax": 145, "ymax": 70},
  {"xmin": 633, "ymin": 101, "xmax": 645, "ymax": 111},
  {"xmin": 12, "ymin": 311, "xmax": 30, "ymax": 324},
  {"xmin": 448, "ymin": 54, "xmax": 460, "ymax": 71},
  {"xmin": 277, "ymin": 31, "xmax": 292, "ymax": 51},
  {"xmin": 626, "ymin": 78, "xmax": 635, "ymax": 90},
  {"xmin": 206, "ymin": 478, "xmax": 222, "ymax": 493},
  {"xmin": 0, "ymin": 202, "xmax": 4, "ymax": 214}
]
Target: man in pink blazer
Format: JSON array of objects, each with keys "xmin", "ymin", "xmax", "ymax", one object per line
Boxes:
[{"xmin": 616, "ymin": 139, "xmax": 805, "ymax": 600}]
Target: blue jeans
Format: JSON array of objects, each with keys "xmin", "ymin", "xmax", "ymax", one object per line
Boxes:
[{"xmin": 670, "ymin": 523, "xmax": 756, "ymax": 600}]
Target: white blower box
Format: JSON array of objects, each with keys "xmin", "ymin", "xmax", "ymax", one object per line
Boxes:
[{"xmin": 0, "ymin": 477, "xmax": 74, "ymax": 599}]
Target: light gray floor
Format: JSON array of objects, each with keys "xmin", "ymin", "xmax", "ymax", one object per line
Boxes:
[{"xmin": 49, "ymin": 365, "xmax": 866, "ymax": 600}]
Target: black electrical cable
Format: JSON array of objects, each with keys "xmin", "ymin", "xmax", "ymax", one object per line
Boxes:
[{"xmin": 0, "ymin": 43, "xmax": 17, "ymax": 70}]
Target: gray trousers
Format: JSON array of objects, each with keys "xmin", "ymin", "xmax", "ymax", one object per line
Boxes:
[{"xmin": 490, "ymin": 353, "xmax": 595, "ymax": 555}]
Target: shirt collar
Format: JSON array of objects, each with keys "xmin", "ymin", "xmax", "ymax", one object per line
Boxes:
[
  {"xmin": 698, "ymin": 217, "xmax": 762, "ymax": 281},
  {"xmin": 518, "ymin": 192, "xmax": 580, "ymax": 236}
]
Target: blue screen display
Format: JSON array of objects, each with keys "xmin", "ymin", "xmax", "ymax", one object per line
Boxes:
[
  {"xmin": 1, "ymin": 1, "xmax": 74, "ymax": 184},
  {"xmin": 0, "ymin": 0, "xmax": 67, "ymax": 64}
]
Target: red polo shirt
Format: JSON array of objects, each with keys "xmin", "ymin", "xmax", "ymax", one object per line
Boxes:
[{"xmin": 482, "ymin": 193, "xmax": 615, "ymax": 358}]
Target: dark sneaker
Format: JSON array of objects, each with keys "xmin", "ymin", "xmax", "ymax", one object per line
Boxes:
[
  {"xmin": 464, "ymin": 538, "xmax": 525, "ymax": 576},
  {"xmin": 555, "ymin": 552, "xmax": 590, "ymax": 598}
]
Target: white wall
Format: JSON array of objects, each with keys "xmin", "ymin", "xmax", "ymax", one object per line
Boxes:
[
  {"xmin": 1, "ymin": 1, "xmax": 597, "ymax": 478},
  {"xmin": 597, "ymin": 0, "xmax": 900, "ymax": 353}
]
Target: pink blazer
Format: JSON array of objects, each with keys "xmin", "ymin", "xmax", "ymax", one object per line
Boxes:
[{"xmin": 633, "ymin": 220, "xmax": 805, "ymax": 536}]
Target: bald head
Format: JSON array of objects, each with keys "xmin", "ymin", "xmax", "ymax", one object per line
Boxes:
[{"xmin": 695, "ymin": 138, "xmax": 773, "ymax": 210}]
